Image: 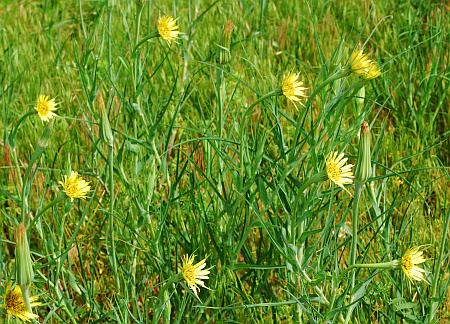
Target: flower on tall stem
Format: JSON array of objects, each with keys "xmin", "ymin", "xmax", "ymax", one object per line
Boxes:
[
  {"xmin": 35, "ymin": 95, "xmax": 57, "ymax": 122},
  {"xmin": 157, "ymin": 16, "xmax": 180, "ymax": 45},
  {"xmin": 59, "ymin": 171, "xmax": 91, "ymax": 201},
  {"xmin": 349, "ymin": 49, "xmax": 381, "ymax": 79},
  {"xmin": 401, "ymin": 246, "xmax": 428, "ymax": 283},
  {"xmin": 180, "ymin": 254, "xmax": 210, "ymax": 297},
  {"xmin": 281, "ymin": 72, "xmax": 307, "ymax": 103},
  {"xmin": 326, "ymin": 152, "xmax": 354, "ymax": 192},
  {"xmin": 2, "ymin": 284, "xmax": 41, "ymax": 322}
]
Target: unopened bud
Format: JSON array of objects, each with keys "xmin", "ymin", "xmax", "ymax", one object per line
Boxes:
[
  {"xmin": 100, "ymin": 103, "xmax": 114, "ymax": 147},
  {"xmin": 355, "ymin": 121, "xmax": 372, "ymax": 184},
  {"xmin": 68, "ymin": 243, "xmax": 79, "ymax": 265},
  {"xmin": 218, "ymin": 20, "xmax": 234, "ymax": 65},
  {"xmin": 36, "ymin": 123, "xmax": 52, "ymax": 150},
  {"xmin": 15, "ymin": 223, "xmax": 34, "ymax": 287}
]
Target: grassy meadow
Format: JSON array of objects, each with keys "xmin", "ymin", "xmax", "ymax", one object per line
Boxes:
[{"xmin": 0, "ymin": 0, "xmax": 449, "ymax": 322}]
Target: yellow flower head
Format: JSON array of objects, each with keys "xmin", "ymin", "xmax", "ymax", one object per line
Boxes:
[
  {"xmin": 59, "ymin": 171, "xmax": 91, "ymax": 201},
  {"xmin": 157, "ymin": 16, "xmax": 180, "ymax": 44},
  {"xmin": 281, "ymin": 72, "xmax": 307, "ymax": 103},
  {"xmin": 349, "ymin": 49, "xmax": 381, "ymax": 79},
  {"xmin": 35, "ymin": 95, "xmax": 57, "ymax": 122},
  {"xmin": 366, "ymin": 64, "xmax": 381, "ymax": 79},
  {"xmin": 180, "ymin": 254, "xmax": 210, "ymax": 297},
  {"xmin": 326, "ymin": 152, "xmax": 354, "ymax": 191},
  {"xmin": 350, "ymin": 50, "xmax": 371, "ymax": 74},
  {"xmin": 401, "ymin": 247, "xmax": 427, "ymax": 282},
  {"xmin": 2, "ymin": 284, "xmax": 41, "ymax": 322}
]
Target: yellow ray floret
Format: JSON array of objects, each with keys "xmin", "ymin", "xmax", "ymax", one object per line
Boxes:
[
  {"xmin": 282, "ymin": 72, "xmax": 307, "ymax": 103},
  {"xmin": 2, "ymin": 284, "xmax": 41, "ymax": 322},
  {"xmin": 349, "ymin": 49, "xmax": 381, "ymax": 79},
  {"xmin": 59, "ymin": 171, "xmax": 91, "ymax": 201},
  {"xmin": 35, "ymin": 95, "xmax": 57, "ymax": 122},
  {"xmin": 157, "ymin": 16, "xmax": 180, "ymax": 44},
  {"xmin": 326, "ymin": 152, "xmax": 354, "ymax": 191},
  {"xmin": 180, "ymin": 254, "xmax": 210, "ymax": 297},
  {"xmin": 401, "ymin": 247, "xmax": 428, "ymax": 282}
]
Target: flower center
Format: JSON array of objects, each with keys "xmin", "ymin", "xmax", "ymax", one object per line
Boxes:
[
  {"xmin": 5, "ymin": 290, "xmax": 26, "ymax": 313},
  {"xmin": 65, "ymin": 183, "xmax": 79, "ymax": 196},
  {"xmin": 159, "ymin": 25, "xmax": 170, "ymax": 37},
  {"xmin": 36, "ymin": 102, "xmax": 49, "ymax": 115},
  {"xmin": 326, "ymin": 161, "xmax": 340, "ymax": 181},
  {"xmin": 402, "ymin": 256, "xmax": 413, "ymax": 271},
  {"xmin": 182, "ymin": 265, "xmax": 196, "ymax": 285},
  {"xmin": 283, "ymin": 83, "xmax": 294, "ymax": 95}
]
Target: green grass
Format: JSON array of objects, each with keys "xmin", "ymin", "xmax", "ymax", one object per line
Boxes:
[{"xmin": 0, "ymin": 0, "xmax": 449, "ymax": 323}]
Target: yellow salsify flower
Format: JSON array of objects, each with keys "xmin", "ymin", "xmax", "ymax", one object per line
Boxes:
[
  {"xmin": 281, "ymin": 72, "xmax": 307, "ymax": 103},
  {"xmin": 157, "ymin": 16, "xmax": 180, "ymax": 45},
  {"xmin": 366, "ymin": 63, "xmax": 381, "ymax": 79},
  {"xmin": 326, "ymin": 152, "xmax": 354, "ymax": 191},
  {"xmin": 2, "ymin": 284, "xmax": 41, "ymax": 322},
  {"xmin": 59, "ymin": 171, "xmax": 91, "ymax": 201},
  {"xmin": 349, "ymin": 49, "xmax": 381, "ymax": 79},
  {"xmin": 180, "ymin": 254, "xmax": 210, "ymax": 297},
  {"xmin": 401, "ymin": 247, "xmax": 427, "ymax": 282},
  {"xmin": 35, "ymin": 95, "xmax": 57, "ymax": 122}
]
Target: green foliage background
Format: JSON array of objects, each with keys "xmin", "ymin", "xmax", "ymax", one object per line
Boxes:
[{"xmin": 0, "ymin": 0, "xmax": 449, "ymax": 322}]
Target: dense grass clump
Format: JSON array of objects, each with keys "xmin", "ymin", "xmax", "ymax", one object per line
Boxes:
[{"xmin": 0, "ymin": 1, "xmax": 449, "ymax": 323}]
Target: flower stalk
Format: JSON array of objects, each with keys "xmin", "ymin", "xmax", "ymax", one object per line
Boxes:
[{"xmin": 350, "ymin": 121, "xmax": 372, "ymax": 287}]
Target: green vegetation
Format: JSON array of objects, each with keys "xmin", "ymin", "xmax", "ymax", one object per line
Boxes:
[{"xmin": 0, "ymin": 1, "xmax": 449, "ymax": 322}]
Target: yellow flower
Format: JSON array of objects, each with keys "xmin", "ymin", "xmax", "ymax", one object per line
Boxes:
[
  {"xmin": 281, "ymin": 72, "xmax": 307, "ymax": 103},
  {"xmin": 2, "ymin": 284, "xmax": 41, "ymax": 322},
  {"xmin": 401, "ymin": 247, "xmax": 427, "ymax": 282},
  {"xmin": 35, "ymin": 95, "xmax": 57, "ymax": 122},
  {"xmin": 349, "ymin": 49, "xmax": 381, "ymax": 79},
  {"xmin": 366, "ymin": 64, "xmax": 381, "ymax": 79},
  {"xmin": 326, "ymin": 152, "xmax": 354, "ymax": 191},
  {"xmin": 59, "ymin": 171, "xmax": 91, "ymax": 201},
  {"xmin": 180, "ymin": 254, "xmax": 210, "ymax": 297},
  {"xmin": 157, "ymin": 16, "xmax": 180, "ymax": 44}
]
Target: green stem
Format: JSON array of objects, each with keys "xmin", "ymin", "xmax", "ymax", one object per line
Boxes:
[
  {"xmin": 152, "ymin": 273, "xmax": 182, "ymax": 324},
  {"xmin": 30, "ymin": 193, "xmax": 65, "ymax": 228},
  {"xmin": 9, "ymin": 110, "xmax": 35, "ymax": 148},
  {"xmin": 344, "ymin": 182, "xmax": 364, "ymax": 323},
  {"xmin": 304, "ymin": 70, "xmax": 350, "ymax": 107},
  {"xmin": 290, "ymin": 70, "xmax": 350, "ymax": 162},
  {"xmin": 245, "ymin": 90, "xmax": 281, "ymax": 114},
  {"xmin": 300, "ymin": 270, "xmax": 329, "ymax": 305},
  {"xmin": 10, "ymin": 148, "xmax": 24, "ymax": 197},
  {"xmin": 108, "ymin": 141, "xmax": 119, "ymax": 290},
  {"xmin": 106, "ymin": 1, "xmax": 119, "ymax": 292},
  {"xmin": 350, "ymin": 183, "xmax": 363, "ymax": 287},
  {"xmin": 133, "ymin": 31, "xmax": 159, "ymax": 55},
  {"xmin": 341, "ymin": 260, "xmax": 400, "ymax": 278}
]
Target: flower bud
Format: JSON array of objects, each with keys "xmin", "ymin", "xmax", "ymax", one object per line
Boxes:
[
  {"xmin": 15, "ymin": 223, "xmax": 34, "ymax": 287},
  {"xmin": 100, "ymin": 103, "xmax": 114, "ymax": 147},
  {"xmin": 218, "ymin": 20, "xmax": 234, "ymax": 65},
  {"xmin": 355, "ymin": 121, "xmax": 372, "ymax": 184}
]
